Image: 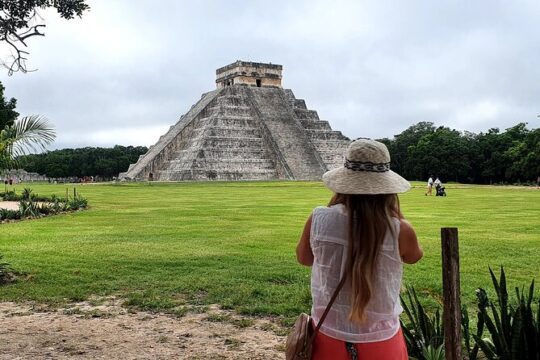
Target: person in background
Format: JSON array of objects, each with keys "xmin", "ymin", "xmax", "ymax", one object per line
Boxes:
[
  {"xmin": 434, "ymin": 176, "xmax": 441, "ymax": 188},
  {"xmin": 425, "ymin": 175, "xmax": 434, "ymax": 196},
  {"xmin": 296, "ymin": 139, "xmax": 423, "ymax": 360}
]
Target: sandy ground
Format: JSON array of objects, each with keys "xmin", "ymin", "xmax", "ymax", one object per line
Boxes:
[
  {"xmin": 0, "ymin": 201, "xmax": 19, "ymax": 211},
  {"xmin": 0, "ymin": 299, "xmax": 287, "ymax": 360}
]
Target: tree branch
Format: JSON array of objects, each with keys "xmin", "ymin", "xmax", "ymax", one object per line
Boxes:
[
  {"xmin": 1, "ymin": 1, "xmax": 89, "ymax": 75},
  {"xmin": 15, "ymin": 24, "xmax": 46, "ymax": 46}
]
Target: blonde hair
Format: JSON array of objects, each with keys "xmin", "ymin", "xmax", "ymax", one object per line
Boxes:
[{"xmin": 328, "ymin": 193, "xmax": 400, "ymax": 323}]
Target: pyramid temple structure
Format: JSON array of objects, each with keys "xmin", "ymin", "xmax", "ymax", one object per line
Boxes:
[{"xmin": 120, "ymin": 61, "xmax": 350, "ymax": 181}]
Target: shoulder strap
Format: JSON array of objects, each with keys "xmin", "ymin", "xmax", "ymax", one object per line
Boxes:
[{"xmin": 310, "ymin": 273, "xmax": 348, "ymax": 341}]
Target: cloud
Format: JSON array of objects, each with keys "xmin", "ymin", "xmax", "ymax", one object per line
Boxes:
[
  {"xmin": 57, "ymin": 125, "xmax": 169, "ymax": 149},
  {"xmin": 2, "ymin": 0, "xmax": 540, "ymax": 150}
]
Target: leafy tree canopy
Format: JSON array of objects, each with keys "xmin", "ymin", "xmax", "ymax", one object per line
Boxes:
[
  {"xmin": 18, "ymin": 145, "xmax": 149, "ymax": 178},
  {"xmin": 0, "ymin": 81, "xmax": 18, "ymax": 129},
  {"xmin": 0, "ymin": 0, "xmax": 90, "ymax": 74},
  {"xmin": 379, "ymin": 122, "xmax": 539, "ymax": 184}
]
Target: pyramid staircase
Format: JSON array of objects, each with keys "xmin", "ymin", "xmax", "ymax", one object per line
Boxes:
[{"xmin": 120, "ymin": 86, "xmax": 349, "ymax": 181}]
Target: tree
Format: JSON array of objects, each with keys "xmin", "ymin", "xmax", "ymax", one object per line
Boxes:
[
  {"xmin": 379, "ymin": 122, "xmax": 436, "ymax": 179},
  {"xmin": 0, "ymin": 115, "xmax": 55, "ymax": 170},
  {"xmin": 0, "ymin": 81, "xmax": 18, "ymax": 129},
  {"xmin": 378, "ymin": 121, "xmax": 538, "ymax": 184},
  {"xmin": 475, "ymin": 123, "xmax": 530, "ymax": 183},
  {"xmin": 406, "ymin": 126, "xmax": 471, "ymax": 182},
  {"xmin": 1, "ymin": 0, "xmax": 90, "ymax": 74},
  {"xmin": 17, "ymin": 145, "xmax": 149, "ymax": 178},
  {"xmin": 505, "ymin": 127, "xmax": 539, "ymax": 182}
]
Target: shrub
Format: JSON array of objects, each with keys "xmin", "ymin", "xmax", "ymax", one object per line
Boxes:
[
  {"xmin": 68, "ymin": 196, "xmax": 88, "ymax": 210},
  {"xmin": 1, "ymin": 190, "xmax": 19, "ymax": 201},
  {"xmin": 19, "ymin": 199, "xmax": 40, "ymax": 218},
  {"xmin": 0, "ymin": 208, "xmax": 21, "ymax": 221},
  {"xmin": 404, "ymin": 267, "xmax": 540, "ymax": 360},
  {"xmin": 21, "ymin": 187, "xmax": 33, "ymax": 200},
  {"xmin": 1, "ymin": 187, "xmax": 88, "ymax": 223},
  {"xmin": 471, "ymin": 267, "xmax": 540, "ymax": 359},
  {"xmin": 410, "ymin": 344, "xmax": 445, "ymax": 360},
  {"xmin": 400, "ymin": 286, "xmax": 444, "ymax": 359}
]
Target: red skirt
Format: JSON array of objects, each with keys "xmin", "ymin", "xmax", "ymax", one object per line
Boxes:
[{"xmin": 312, "ymin": 327, "xmax": 408, "ymax": 360}]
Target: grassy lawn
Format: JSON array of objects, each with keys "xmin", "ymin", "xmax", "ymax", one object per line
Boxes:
[{"xmin": 1, "ymin": 181, "xmax": 539, "ymax": 322}]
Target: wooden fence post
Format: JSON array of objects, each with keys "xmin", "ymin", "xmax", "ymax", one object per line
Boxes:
[{"xmin": 441, "ymin": 227, "xmax": 462, "ymax": 360}]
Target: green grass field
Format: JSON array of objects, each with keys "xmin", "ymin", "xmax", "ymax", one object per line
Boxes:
[{"xmin": 1, "ymin": 181, "xmax": 539, "ymax": 322}]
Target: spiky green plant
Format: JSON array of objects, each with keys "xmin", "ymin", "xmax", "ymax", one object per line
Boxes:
[
  {"xmin": 21, "ymin": 187, "xmax": 33, "ymax": 200},
  {"xmin": 410, "ymin": 344, "xmax": 446, "ymax": 360},
  {"xmin": 18, "ymin": 198, "xmax": 40, "ymax": 218},
  {"xmin": 473, "ymin": 267, "xmax": 540, "ymax": 359},
  {"xmin": 400, "ymin": 286, "xmax": 444, "ymax": 359}
]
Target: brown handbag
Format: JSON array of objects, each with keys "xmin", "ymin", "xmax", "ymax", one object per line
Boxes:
[{"xmin": 285, "ymin": 276, "xmax": 347, "ymax": 360}]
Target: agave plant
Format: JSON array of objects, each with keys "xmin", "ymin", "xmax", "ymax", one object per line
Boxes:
[
  {"xmin": 410, "ymin": 344, "xmax": 445, "ymax": 360},
  {"xmin": 473, "ymin": 267, "xmax": 540, "ymax": 360},
  {"xmin": 21, "ymin": 187, "xmax": 33, "ymax": 200},
  {"xmin": 18, "ymin": 198, "xmax": 40, "ymax": 218},
  {"xmin": 400, "ymin": 286, "xmax": 445, "ymax": 359},
  {"xmin": 0, "ymin": 115, "xmax": 56, "ymax": 170}
]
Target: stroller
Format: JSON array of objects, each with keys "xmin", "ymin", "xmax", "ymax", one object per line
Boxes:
[{"xmin": 435, "ymin": 183, "xmax": 446, "ymax": 196}]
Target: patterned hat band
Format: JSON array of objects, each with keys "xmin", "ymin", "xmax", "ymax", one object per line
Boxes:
[{"xmin": 344, "ymin": 159, "xmax": 390, "ymax": 173}]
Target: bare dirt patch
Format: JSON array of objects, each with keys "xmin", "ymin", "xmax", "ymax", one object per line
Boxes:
[
  {"xmin": 0, "ymin": 201, "xmax": 19, "ymax": 211},
  {"xmin": 0, "ymin": 299, "xmax": 286, "ymax": 359}
]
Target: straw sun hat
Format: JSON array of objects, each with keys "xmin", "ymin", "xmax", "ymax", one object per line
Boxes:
[{"xmin": 322, "ymin": 138, "xmax": 411, "ymax": 194}]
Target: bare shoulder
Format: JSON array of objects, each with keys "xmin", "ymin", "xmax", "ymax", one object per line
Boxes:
[
  {"xmin": 296, "ymin": 214, "xmax": 314, "ymax": 266},
  {"xmin": 399, "ymin": 219, "xmax": 415, "ymax": 238},
  {"xmin": 398, "ymin": 219, "xmax": 423, "ymax": 264}
]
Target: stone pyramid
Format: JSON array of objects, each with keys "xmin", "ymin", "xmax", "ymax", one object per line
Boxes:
[{"xmin": 120, "ymin": 61, "xmax": 350, "ymax": 181}]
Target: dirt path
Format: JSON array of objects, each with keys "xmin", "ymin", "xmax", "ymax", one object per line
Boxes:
[
  {"xmin": 0, "ymin": 201, "xmax": 19, "ymax": 211},
  {"xmin": 0, "ymin": 299, "xmax": 286, "ymax": 359}
]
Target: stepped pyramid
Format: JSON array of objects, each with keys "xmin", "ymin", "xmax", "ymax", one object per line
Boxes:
[{"xmin": 120, "ymin": 61, "xmax": 350, "ymax": 181}]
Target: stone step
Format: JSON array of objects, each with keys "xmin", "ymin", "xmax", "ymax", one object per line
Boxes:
[
  {"xmin": 119, "ymin": 88, "xmax": 222, "ymax": 181},
  {"xmin": 311, "ymin": 139, "xmax": 350, "ymax": 146},
  {"xmin": 247, "ymin": 87, "xmax": 327, "ymax": 180},
  {"xmin": 172, "ymin": 147, "xmax": 267, "ymax": 159},
  {"xmin": 157, "ymin": 168, "xmax": 277, "ymax": 181},
  {"xmin": 299, "ymin": 119, "xmax": 332, "ymax": 131},
  {"xmin": 192, "ymin": 126, "xmax": 261, "ymax": 138},
  {"xmin": 201, "ymin": 136, "xmax": 264, "ymax": 148},
  {"xmin": 199, "ymin": 114, "xmax": 254, "ymax": 123},
  {"xmin": 214, "ymin": 94, "xmax": 250, "ymax": 107},
  {"xmin": 206, "ymin": 105, "xmax": 252, "ymax": 117},
  {"xmin": 294, "ymin": 108, "xmax": 319, "ymax": 120},
  {"xmin": 306, "ymin": 129, "xmax": 348, "ymax": 140},
  {"xmin": 167, "ymin": 157, "xmax": 273, "ymax": 165},
  {"xmin": 294, "ymin": 99, "xmax": 307, "ymax": 109}
]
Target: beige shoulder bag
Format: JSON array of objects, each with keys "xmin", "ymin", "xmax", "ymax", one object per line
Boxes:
[{"xmin": 285, "ymin": 275, "xmax": 347, "ymax": 360}]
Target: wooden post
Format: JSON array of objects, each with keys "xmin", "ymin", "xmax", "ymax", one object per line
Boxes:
[{"xmin": 441, "ymin": 227, "xmax": 462, "ymax": 360}]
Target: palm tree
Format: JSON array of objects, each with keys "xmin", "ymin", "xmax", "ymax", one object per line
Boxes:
[{"xmin": 0, "ymin": 115, "xmax": 56, "ymax": 170}]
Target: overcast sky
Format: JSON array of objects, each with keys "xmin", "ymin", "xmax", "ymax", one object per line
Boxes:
[{"xmin": 2, "ymin": 0, "xmax": 540, "ymax": 149}]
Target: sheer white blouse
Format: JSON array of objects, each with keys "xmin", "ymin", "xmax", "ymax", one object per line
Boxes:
[{"xmin": 310, "ymin": 204, "xmax": 403, "ymax": 343}]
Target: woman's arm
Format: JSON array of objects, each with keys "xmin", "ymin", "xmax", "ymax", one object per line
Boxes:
[
  {"xmin": 296, "ymin": 214, "xmax": 314, "ymax": 266},
  {"xmin": 398, "ymin": 219, "xmax": 423, "ymax": 264}
]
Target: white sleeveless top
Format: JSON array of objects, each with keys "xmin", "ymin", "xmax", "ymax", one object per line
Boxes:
[{"xmin": 310, "ymin": 204, "xmax": 403, "ymax": 343}]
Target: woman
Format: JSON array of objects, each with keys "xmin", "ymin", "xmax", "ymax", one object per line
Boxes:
[{"xmin": 296, "ymin": 139, "xmax": 423, "ymax": 360}]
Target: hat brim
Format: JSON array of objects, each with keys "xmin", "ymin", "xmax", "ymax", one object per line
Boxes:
[{"xmin": 322, "ymin": 167, "xmax": 411, "ymax": 194}]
